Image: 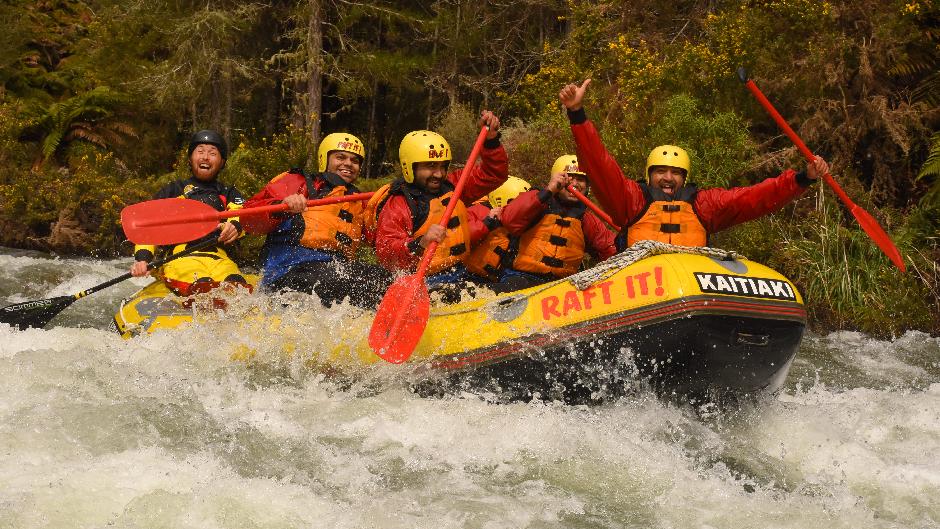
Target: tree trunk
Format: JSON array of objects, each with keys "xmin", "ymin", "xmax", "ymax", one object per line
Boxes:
[
  {"xmin": 221, "ymin": 61, "xmax": 233, "ymax": 147},
  {"xmin": 264, "ymin": 78, "xmax": 279, "ymax": 137},
  {"xmin": 366, "ymin": 78, "xmax": 378, "ymax": 179},
  {"xmin": 447, "ymin": 2, "xmax": 461, "ymax": 109},
  {"xmin": 428, "ymin": 17, "xmax": 439, "ymax": 128},
  {"xmin": 305, "ymin": 0, "xmax": 323, "ymax": 166}
]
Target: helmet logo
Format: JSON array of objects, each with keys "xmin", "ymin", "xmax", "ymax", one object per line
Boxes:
[
  {"xmin": 564, "ymin": 163, "xmax": 580, "ymax": 173},
  {"xmin": 427, "ymin": 148, "xmax": 450, "ymax": 159},
  {"xmin": 336, "ymin": 141, "xmax": 362, "ymax": 154}
]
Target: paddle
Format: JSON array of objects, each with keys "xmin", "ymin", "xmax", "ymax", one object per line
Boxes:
[
  {"xmin": 0, "ymin": 237, "xmax": 219, "ymax": 330},
  {"xmin": 121, "ymin": 191, "xmax": 375, "ymax": 245},
  {"xmin": 369, "ymin": 126, "xmax": 490, "ymax": 364},
  {"xmin": 738, "ymin": 68, "xmax": 906, "ymax": 272},
  {"xmin": 566, "ymin": 184, "xmax": 622, "ymax": 231}
]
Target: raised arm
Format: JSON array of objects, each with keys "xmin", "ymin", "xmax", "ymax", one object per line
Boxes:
[{"xmin": 560, "ymin": 80, "xmax": 646, "ymax": 227}]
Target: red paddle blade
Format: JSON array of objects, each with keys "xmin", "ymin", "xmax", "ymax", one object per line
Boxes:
[
  {"xmin": 849, "ymin": 204, "xmax": 906, "ymax": 272},
  {"xmin": 121, "ymin": 198, "xmax": 220, "ymax": 245},
  {"xmin": 368, "ymin": 274, "xmax": 431, "ymax": 364}
]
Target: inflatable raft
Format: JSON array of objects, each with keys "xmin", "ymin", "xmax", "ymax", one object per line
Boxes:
[{"xmin": 113, "ymin": 242, "xmax": 807, "ymax": 403}]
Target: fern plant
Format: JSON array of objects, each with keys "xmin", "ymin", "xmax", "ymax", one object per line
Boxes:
[
  {"xmin": 26, "ymin": 86, "xmax": 136, "ymax": 168},
  {"xmin": 917, "ymin": 131, "xmax": 940, "ymax": 206}
]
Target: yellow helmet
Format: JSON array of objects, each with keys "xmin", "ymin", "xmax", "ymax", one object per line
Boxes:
[
  {"xmin": 645, "ymin": 145, "xmax": 690, "ymax": 183},
  {"xmin": 399, "ymin": 130, "xmax": 451, "ymax": 183},
  {"xmin": 551, "ymin": 154, "xmax": 586, "ymax": 178},
  {"xmin": 488, "ymin": 176, "xmax": 531, "ymax": 208},
  {"xmin": 317, "ymin": 133, "xmax": 365, "ymax": 172}
]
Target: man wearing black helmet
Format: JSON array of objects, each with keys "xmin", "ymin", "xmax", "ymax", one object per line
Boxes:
[{"xmin": 129, "ymin": 130, "xmax": 251, "ymax": 297}]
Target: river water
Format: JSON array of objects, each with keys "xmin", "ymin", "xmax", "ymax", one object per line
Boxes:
[{"xmin": 1, "ymin": 248, "xmax": 938, "ymax": 528}]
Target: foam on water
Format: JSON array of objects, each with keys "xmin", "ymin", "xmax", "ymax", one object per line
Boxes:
[{"xmin": 0, "ymin": 249, "xmax": 938, "ymax": 528}]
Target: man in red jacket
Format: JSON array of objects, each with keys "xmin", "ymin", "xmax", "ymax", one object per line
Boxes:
[
  {"xmin": 242, "ymin": 132, "xmax": 392, "ymax": 309},
  {"xmin": 558, "ymin": 79, "xmax": 829, "ymax": 248},
  {"xmin": 372, "ymin": 111, "xmax": 509, "ymax": 298},
  {"xmin": 493, "ymin": 155, "xmax": 617, "ymax": 293}
]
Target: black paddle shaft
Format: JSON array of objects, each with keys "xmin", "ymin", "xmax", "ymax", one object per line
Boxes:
[{"xmin": 0, "ymin": 237, "xmax": 220, "ymax": 330}]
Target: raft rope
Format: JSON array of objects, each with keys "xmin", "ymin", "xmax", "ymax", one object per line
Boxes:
[{"xmin": 568, "ymin": 241, "xmax": 744, "ymax": 291}]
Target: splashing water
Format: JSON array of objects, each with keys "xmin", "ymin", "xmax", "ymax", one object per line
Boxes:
[{"xmin": 1, "ymin": 248, "xmax": 938, "ymax": 528}]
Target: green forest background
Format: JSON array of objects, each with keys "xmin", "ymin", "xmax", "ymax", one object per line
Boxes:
[{"xmin": 0, "ymin": 0, "xmax": 937, "ymax": 335}]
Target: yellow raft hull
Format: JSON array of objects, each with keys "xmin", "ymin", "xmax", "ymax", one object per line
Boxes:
[{"xmin": 114, "ymin": 249, "xmax": 806, "ymax": 402}]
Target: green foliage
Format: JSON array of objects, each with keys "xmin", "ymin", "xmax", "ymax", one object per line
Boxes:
[
  {"xmin": 434, "ymin": 103, "xmax": 482, "ymax": 168},
  {"xmin": 223, "ymin": 125, "xmax": 315, "ymax": 199},
  {"xmin": 0, "ymin": 0, "xmax": 937, "ymax": 331},
  {"xmin": 23, "ymin": 85, "xmax": 135, "ymax": 165},
  {"xmin": 917, "ymin": 131, "xmax": 940, "ymax": 206},
  {"xmin": 777, "ymin": 207, "xmax": 938, "ymax": 335},
  {"xmin": 632, "ymin": 94, "xmax": 756, "ymax": 189},
  {"xmin": 715, "ymin": 192, "xmax": 940, "ymax": 335},
  {"xmin": 0, "ymin": 149, "xmax": 147, "ymax": 255},
  {"xmin": 0, "ymin": 102, "xmax": 32, "ymax": 173},
  {"xmin": 502, "ymin": 112, "xmax": 573, "ymax": 187}
]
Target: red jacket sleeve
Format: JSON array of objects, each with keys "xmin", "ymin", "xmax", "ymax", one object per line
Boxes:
[
  {"xmin": 466, "ymin": 202, "xmax": 494, "ymax": 244},
  {"xmin": 374, "ymin": 195, "xmax": 419, "ymax": 272},
  {"xmin": 582, "ymin": 212, "xmax": 617, "ymax": 262},
  {"xmin": 569, "ymin": 116, "xmax": 647, "ymax": 227},
  {"xmin": 500, "ymin": 190, "xmax": 548, "ymax": 235},
  {"xmin": 241, "ymin": 172, "xmax": 307, "ymax": 234},
  {"xmin": 695, "ymin": 169, "xmax": 808, "ymax": 233},
  {"xmin": 448, "ymin": 144, "xmax": 509, "ymax": 204}
]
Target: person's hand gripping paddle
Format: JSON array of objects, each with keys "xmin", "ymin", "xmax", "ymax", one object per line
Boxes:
[
  {"xmin": 738, "ymin": 68, "xmax": 905, "ymax": 272},
  {"xmin": 566, "ymin": 185, "xmax": 622, "ymax": 231},
  {"xmin": 120, "ymin": 192, "xmax": 375, "ymax": 245},
  {"xmin": 369, "ymin": 126, "xmax": 490, "ymax": 364},
  {"xmin": 0, "ymin": 237, "xmax": 219, "ymax": 330}
]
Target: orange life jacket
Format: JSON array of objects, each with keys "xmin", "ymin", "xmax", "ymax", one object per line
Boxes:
[
  {"xmin": 626, "ymin": 186, "xmax": 707, "ymax": 247},
  {"xmin": 372, "ymin": 180, "xmax": 471, "ymax": 274},
  {"xmin": 297, "ymin": 184, "xmax": 365, "ymax": 258},
  {"xmin": 512, "ymin": 203, "xmax": 586, "ymax": 278},
  {"xmin": 262, "ymin": 171, "xmax": 365, "ymax": 258},
  {"xmin": 411, "ymin": 191, "xmax": 470, "ymax": 274},
  {"xmin": 363, "ymin": 183, "xmax": 391, "ymax": 242},
  {"xmin": 466, "ymin": 225, "xmax": 513, "ymax": 280}
]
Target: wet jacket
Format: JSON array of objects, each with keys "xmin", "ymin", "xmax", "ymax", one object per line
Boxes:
[
  {"xmin": 466, "ymin": 201, "xmax": 513, "ymax": 280},
  {"xmin": 242, "ymin": 170, "xmax": 366, "ymax": 286},
  {"xmin": 566, "ymin": 108, "xmax": 815, "ymax": 244},
  {"xmin": 374, "ymin": 140, "xmax": 509, "ymax": 272},
  {"xmin": 500, "ymin": 189, "xmax": 617, "ymax": 277},
  {"xmin": 407, "ymin": 186, "xmax": 472, "ymax": 274},
  {"xmin": 133, "ymin": 177, "xmax": 244, "ymax": 263}
]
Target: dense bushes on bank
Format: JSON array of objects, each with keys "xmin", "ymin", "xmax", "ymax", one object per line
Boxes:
[{"xmin": 0, "ymin": 0, "xmax": 936, "ymax": 335}]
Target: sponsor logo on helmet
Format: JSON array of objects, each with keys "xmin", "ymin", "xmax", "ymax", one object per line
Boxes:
[
  {"xmin": 428, "ymin": 148, "xmax": 450, "ymax": 159},
  {"xmin": 336, "ymin": 141, "xmax": 362, "ymax": 154}
]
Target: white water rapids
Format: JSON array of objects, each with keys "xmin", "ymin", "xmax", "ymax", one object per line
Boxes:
[{"xmin": 1, "ymin": 248, "xmax": 938, "ymax": 528}]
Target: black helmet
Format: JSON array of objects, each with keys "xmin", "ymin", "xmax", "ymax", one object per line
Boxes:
[{"xmin": 188, "ymin": 129, "xmax": 228, "ymax": 160}]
